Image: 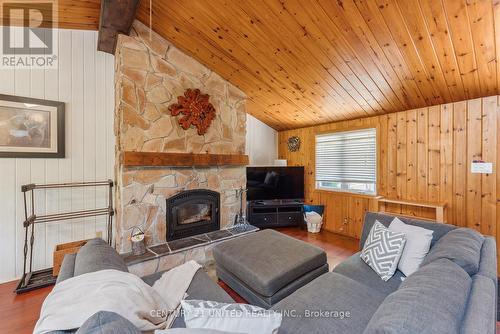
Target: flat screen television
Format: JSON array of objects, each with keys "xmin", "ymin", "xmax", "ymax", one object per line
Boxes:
[{"xmin": 246, "ymin": 166, "xmax": 304, "ymax": 201}]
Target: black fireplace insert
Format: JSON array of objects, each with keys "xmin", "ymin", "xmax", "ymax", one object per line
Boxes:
[{"xmin": 166, "ymin": 189, "xmax": 220, "ymax": 241}]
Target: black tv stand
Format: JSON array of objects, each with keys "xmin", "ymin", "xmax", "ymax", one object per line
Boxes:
[
  {"xmin": 253, "ymin": 199, "xmax": 303, "ymax": 205},
  {"xmin": 247, "ymin": 199, "xmax": 304, "ymax": 228}
]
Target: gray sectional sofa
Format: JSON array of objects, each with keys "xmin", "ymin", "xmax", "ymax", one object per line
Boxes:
[
  {"xmin": 54, "ymin": 238, "xmax": 235, "ymax": 332},
  {"xmin": 52, "ymin": 212, "xmax": 497, "ymax": 334},
  {"xmin": 271, "ymin": 212, "xmax": 497, "ymax": 334}
]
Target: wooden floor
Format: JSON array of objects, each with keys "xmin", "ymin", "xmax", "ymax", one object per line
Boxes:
[
  {"xmin": 275, "ymin": 226, "xmax": 359, "ymax": 269},
  {"xmin": 0, "ymin": 281, "xmax": 52, "ymax": 334},
  {"xmin": 0, "ymin": 227, "xmax": 497, "ymax": 333}
]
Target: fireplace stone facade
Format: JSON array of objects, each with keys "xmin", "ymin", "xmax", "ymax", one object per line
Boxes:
[{"xmin": 115, "ymin": 21, "xmax": 247, "ymax": 253}]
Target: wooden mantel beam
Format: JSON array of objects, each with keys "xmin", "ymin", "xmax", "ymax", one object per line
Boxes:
[
  {"xmin": 123, "ymin": 151, "xmax": 249, "ymax": 167},
  {"xmin": 97, "ymin": 0, "xmax": 140, "ymax": 54}
]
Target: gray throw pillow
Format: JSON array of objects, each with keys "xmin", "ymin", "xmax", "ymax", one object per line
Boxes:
[
  {"xmin": 388, "ymin": 217, "xmax": 433, "ymax": 277},
  {"xmin": 76, "ymin": 311, "xmax": 140, "ymax": 334},
  {"xmin": 363, "ymin": 259, "xmax": 472, "ymax": 334},
  {"xmin": 360, "ymin": 221, "xmax": 406, "ymax": 281},
  {"xmin": 421, "ymin": 227, "xmax": 484, "ymax": 275}
]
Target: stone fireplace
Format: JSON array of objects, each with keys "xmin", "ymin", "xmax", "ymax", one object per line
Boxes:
[
  {"xmin": 166, "ymin": 189, "xmax": 220, "ymax": 241},
  {"xmin": 114, "ymin": 20, "xmax": 247, "ymax": 254}
]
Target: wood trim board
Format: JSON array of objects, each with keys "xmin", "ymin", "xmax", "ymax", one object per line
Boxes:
[{"xmin": 123, "ymin": 151, "xmax": 249, "ymax": 167}]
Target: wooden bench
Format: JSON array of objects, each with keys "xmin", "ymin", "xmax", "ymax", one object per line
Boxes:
[{"xmin": 375, "ymin": 198, "xmax": 447, "ymax": 223}]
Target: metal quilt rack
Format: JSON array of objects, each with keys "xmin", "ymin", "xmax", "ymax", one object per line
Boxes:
[{"xmin": 15, "ymin": 180, "xmax": 114, "ymax": 294}]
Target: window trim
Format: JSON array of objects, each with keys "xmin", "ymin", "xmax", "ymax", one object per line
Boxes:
[{"xmin": 314, "ymin": 125, "xmax": 378, "ymax": 196}]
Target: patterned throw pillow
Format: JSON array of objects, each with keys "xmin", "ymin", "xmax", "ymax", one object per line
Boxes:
[{"xmin": 361, "ymin": 221, "xmax": 407, "ymax": 281}]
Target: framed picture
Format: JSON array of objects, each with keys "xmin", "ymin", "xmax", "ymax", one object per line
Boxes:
[{"xmin": 0, "ymin": 94, "xmax": 65, "ymax": 158}]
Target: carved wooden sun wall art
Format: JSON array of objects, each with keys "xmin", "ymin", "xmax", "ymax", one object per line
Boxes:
[{"xmin": 168, "ymin": 88, "xmax": 216, "ymax": 135}]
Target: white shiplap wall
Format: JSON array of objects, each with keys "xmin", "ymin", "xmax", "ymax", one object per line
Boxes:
[
  {"xmin": 0, "ymin": 29, "xmax": 115, "ymax": 283},
  {"xmin": 246, "ymin": 114, "xmax": 278, "ymax": 166}
]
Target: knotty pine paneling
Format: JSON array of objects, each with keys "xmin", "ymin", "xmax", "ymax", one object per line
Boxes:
[
  {"xmin": 278, "ymin": 95, "xmax": 500, "ymax": 267},
  {"xmin": 0, "ymin": 0, "xmax": 101, "ymax": 30},
  {"xmin": 0, "ymin": 29, "xmax": 115, "ymax": 284},
  {"xmin": 135, "ymin": 0, "xmax": 500, "ymax": 130},
  {"xmin": 9, "ymin": 1, "xmax": 500, "ymax": 130}
]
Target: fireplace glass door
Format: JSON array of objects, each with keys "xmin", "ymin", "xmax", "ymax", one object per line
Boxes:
[
  {"xmin": 177, "ymin": 203, "xmax": 212, "ymax": 225},
  {"xmin": 166, "ymin": 189, "xmax": 220, "ymax": 241}
]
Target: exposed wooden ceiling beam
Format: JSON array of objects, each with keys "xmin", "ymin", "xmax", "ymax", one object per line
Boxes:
[{"xmin": 97, "ymin": 0, "xmax": 140, "ymax": 54}]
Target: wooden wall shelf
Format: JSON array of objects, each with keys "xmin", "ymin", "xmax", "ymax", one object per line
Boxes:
[
  {"xmin": 375, "ymin": 197, "xmax": 447, "ymax": 223},
  {"xmin": 123, "ymin": 151, "xmax": 249, "ymax": 167}
]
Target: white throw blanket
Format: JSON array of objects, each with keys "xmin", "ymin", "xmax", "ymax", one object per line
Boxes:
[{"xmin": 34, "ymin": 260, "xmax": 201, "ymax": 334}]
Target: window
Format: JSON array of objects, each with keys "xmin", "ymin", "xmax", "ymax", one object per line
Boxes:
[{"xmin": 315, "ymin": 128, "xmax": 376, "ymax": 195}]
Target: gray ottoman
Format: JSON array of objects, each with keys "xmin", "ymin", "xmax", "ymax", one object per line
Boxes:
[{"xmin": 213, "ymin": 229, "xmax": 329, "ymax": 308}]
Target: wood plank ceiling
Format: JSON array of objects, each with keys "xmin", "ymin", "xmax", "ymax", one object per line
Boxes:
[
  {"xmin": 134, "ymin": 0, "xmax": 500, "ymax": 130},
  {"xmin": 12, "ymin": 1, "xmax": 500, "ymax": 130},
  {"xmin": 0, "ymin": 0, "xmax": 101, "ymax": 30}
]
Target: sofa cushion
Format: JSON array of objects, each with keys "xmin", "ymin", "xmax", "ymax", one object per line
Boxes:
[
  {"xmin": 421, "ymin": 228, "xmax": 484, "ymax": 275},
  {"xmin": 56, "ymin": 253, "xmax": 77, "ymax": 284},
  {"xmin": 360, "ymin": 221, "xmax": 406, "ymax": 281},
  {"xmin": 333, "ymin": 252, "xmax": 404, "ymax": 296},
  {"xmin": 213, "ymin": 229, "xmax": 327, "ymax": 297},
  {"xmin": 477, "ymin": 237, "xmax": 498, "ymax": 281},
  {"xmin": 76, "ymin": 311, "xmax": 140, "ymax": 334},
  {"xmin": 272, "ymin": 272, "xmax": 387, "ymax": 334},
  {"xmin": 361, "ymin": 212, "xmax": 455, "ymax": 249},
  {"xmin": 363, "ymin": 259, "xmax": 471, "ymax": 334},
  {"xmin": 74, "ymin": 238, "xmax": 128, "ymax": 277},
  {"xmin": 461, "ymin": 275, "xmax": 496, "ymax": 334},
  {"xmin": 388, "ymin": 217, "xmax": 433, "ymax": 276}
]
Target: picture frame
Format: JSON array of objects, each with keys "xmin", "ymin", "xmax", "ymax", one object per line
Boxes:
[{"xmin": 0, "ymin": 94, "xmax": 65, "ymax": 158}]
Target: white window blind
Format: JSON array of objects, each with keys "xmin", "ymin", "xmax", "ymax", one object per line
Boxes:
[{"xmin": 315, "ymin": 128, "xmax": 376, "ymax": 194}]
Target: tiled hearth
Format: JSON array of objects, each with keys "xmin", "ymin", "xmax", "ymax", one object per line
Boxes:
[{"xmin": 122, "ymin": 224, "xmax": 258, "ymax": 277}]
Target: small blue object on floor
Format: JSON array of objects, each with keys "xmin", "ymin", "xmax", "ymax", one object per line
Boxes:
[
  {"xmin": 302, "ymin": 205, "xmax": 325, "ymax": 216},
  {"xmin": 303, "ymin": 205, "xmax": 325, "ymax": 232}
]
